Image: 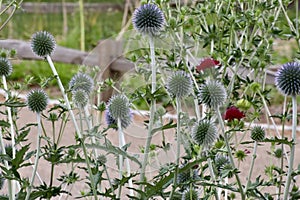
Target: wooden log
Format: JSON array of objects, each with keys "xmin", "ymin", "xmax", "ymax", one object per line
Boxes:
[
  {"xmin": 18, "ymin": 2, "xmax": 124, "ymax": 14},
  {"xmin": 0, "ymin": 39, "xmax": 135, "ymax": 102}
]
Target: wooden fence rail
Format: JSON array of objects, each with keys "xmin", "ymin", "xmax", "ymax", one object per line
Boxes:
[{"xmin": 0, "ymin": 39, "xmax": 134, "ymax": 101}]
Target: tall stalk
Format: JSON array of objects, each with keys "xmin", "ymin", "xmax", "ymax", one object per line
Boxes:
[
  {"xmin": 139, "ymin": 36, "xmax": 156, "ymax": 185},
  {"xmin": 25, "ymin": 113, "xmax": 42, "ymax": 200},
  {"xmin": 2, "ymin": 75, "xmax": 16, "ymax": 200},
  {"xmin": 45, "ymin": 56, "xmax": 97, "ymax": 199},
  {"xmin": 216, "ymin": 107, "xmax": 245, "ymax": 200},
  {"xmin": 283, "ymin": 95, "xmax": 298, "ymax": 199},
  {"xmin": 78, "ymin": 0, "xmax": 85, "ymax": 51}
]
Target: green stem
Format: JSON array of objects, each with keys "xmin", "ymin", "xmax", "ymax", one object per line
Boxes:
[
  {"xmin": 216, "ymin": 108, "xmax": 245, "ymax": 200},
  {"xmin": 25, "ymin": 113, "xmax": 42, "ymax": 200},
  {"xmin": 169, "ymin": 97, "xmax": 182, "ymax": 199},
  {"xmin": 2, "ymin": 75, "xmax": 16, "ymax": 200},
  {"xmin": 139, "ymin": 35, "xmax": 157, "ymax": 188},
  {"xmin": 103, "ymin": 165, "xmax": 115, "ymax": 196},
  {"xmin": 78, "ymin": 0, "xmax": 85, "ymax": 51},
  {"xmin": 117, "ymin": 118, "xmax": 124, "ymax": 198},
  {"xmin": 244, "ymin": 141, "xmax": 258, "ymax": 194},
  {"xmin": 46, "ymin": 55, "xmax": 97, "ymax": 199},
  {"xmin": 0, "ymin": 129, "xmax": 13, "ymax": 200},
  {"xmin": 283, "ymin": 95, "xmax": 298, "ymax": 199}
]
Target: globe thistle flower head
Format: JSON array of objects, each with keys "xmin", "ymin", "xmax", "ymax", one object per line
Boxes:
[
  {"xmin": 72, "ymin": 89, "xmax": 89, "ymax": 109},
  {"xmin": 108, "ymin": 94, "xmax": 131, "ymax": 120},
  {"xmin": 177, "ymin": 164, "xmax": 199, "ymax": 187},
  {"xmin": 31, "ymin": 31, "xmax": 56, "ymax": 57},
  {"xmin": 251, "ymin": 126, "xmax": 265, "ymax": 142},
  {"xmin": 167, "ymin": 71, "xmax": 193, "ymax": 98},
  {"xmin": 198, "ymin": 81, "xmax": 227, "ymax": 108},
  {"xmin": 275, "ymin": 62, "xmax": 300, "ymax": 96},
  {"xmin": 191, "ymin": 120, "xmax": 218, "ymax": 147},
  {"xmin": 105, "ymin": 109, "xmax": 132, "ymax": 130},
  {"xmin": 27, "ymin": 89, "xmax": 48, "ymax": 113},
  {"xmin": 0, "ymin": 57, "xmax": 12, "ymax": 77},
  {"xmin": 224, "ymin": 106, "xmax": 245, "ymax": 121},
  {"xmin": 69, "ymin": 73, "xmax": 94, "ymax": 94},
  {"xmin": 214, "ymin": 154, "xmax": 231, "ymax": 175},
  {"xmin": 132, "ymin": 4, "xmax": 165, "ymax": 36},
  {"xmin": 181, "ymin": 188, "xmax": 199, "ymax": 200}
]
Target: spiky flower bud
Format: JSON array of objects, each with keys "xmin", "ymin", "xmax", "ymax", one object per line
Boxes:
[
  {"xmin": 167, "ymin": 71, "xmax": 192, "ymax": 98},
  {"xmin": 251, "ymin": 126, "xmax": 265, "ymax": 142},
  {"xmin": 132, "ymin": 4, "xmax": 165, "ymax": 36},
  {"xmin": 198, "ymin": 81, "xmax": 227, "ymax": 108},
  {"xmin": 27, "ymin": 90, "xmax": 48, "ymax": 113},
  {"xmin": 191, "ymin": 120, "xmax": 218, "ymax": 147},
  {"xmin": 108, "ymin": 94, "xmax": 131, "ymax": 120},
  {"xmin": 72, "ymin": 89, "xmax": 89, "ymax": 109},
  {"xmin": 214, "ymin": 154, "xmax": 231, "ymax": 175},
  {"xmin": 97, "ymin": 154, "xmax": 107, "ymax": 166},
  {"xmin": 177, "ymin": 164, "xmax": 198, "ymax": 187},
  {"xmin": 105, "ymin": 109, "xmax": 132, "ymax": 129},
  {"xmin": 0, "ymin": 57, "xmax": 12, "ymax": 77},
  {"xmin": 181, "ymin": 188, "xmax": 199, "ymax": 200},
  {"xmin": 275, "ymin": 62, "xmax": 300, "ymax": 96},
  {"xmin": 69, "ymin": 73, "xmax": 94, "ymax": 94},
  {"xmin": 31, "ymin": 31, "xmax": 56, "ymax": 57}
]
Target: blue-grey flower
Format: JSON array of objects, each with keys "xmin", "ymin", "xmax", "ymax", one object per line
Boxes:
[
  {"xmin": 198, "ymin": 81, "xmax": 227, "ymax": 108},
  {"xmin": 108, "ymin": 94, "xmax": 131, "ymax": 120},
  {"xmin": 69, "ymin": 73, "xmax": 94, "ymax": 94},
  {"xmin": 132, "ymin": 4, "xmax": 165, "ymax": 36},
  {"xmin": 31, "ymin": 31, "xmax": 56, "ymax": 57},
  {"xmin": 105, "ymin": 109, "xmax": 132, "ymax": 130},
  {"xmin": 72, "ymin": 89, "xmax": 89, "ymax": 109},
  {"xmin": 275, "ymin": 62, "xmax": 300, "ymax": 96},
  {"xmin": 192, "ymin": 120, "xmax": 218, "ymax": 147},
  {"xmin": 214, "ymin": 154, "xmax": 231, "ymax": 175},
  {"xmin": 0, "ymin": 57, "xmax": 12, "ymax": 77},
  {"xmin": 167, "ymin": 71, "xmax": 193, "ymax": 98},
  {"xmin": 27, "ymin": 89, "xmax": 48, "ymax": 113}
]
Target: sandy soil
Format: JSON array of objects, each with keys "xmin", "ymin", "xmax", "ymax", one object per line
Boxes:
[{"xmin": 1, "ymin": 105, "xmax": 300, "ymax": 199}]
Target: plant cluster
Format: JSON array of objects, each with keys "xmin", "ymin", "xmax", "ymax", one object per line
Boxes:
[{"xmin": 0, "ymin": 0, "xmax": 300, "ymax": 200}]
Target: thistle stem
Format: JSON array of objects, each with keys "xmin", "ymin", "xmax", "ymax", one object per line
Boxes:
[
  {"xmin": 117, "ymin": 118, "xmax": 124, "ymax": 198},
  {"xmin": 244, "ymin": 141, "xmax": 258, "ymax": 194},
  {"xmin": 46, "ymin": 55, "xmax": 97, "ymax": 199},
  {"xmin": 25, "ymin": 113, "xmax": 42, "ymax": 200},
  {"xmin": 117, "ymin": 118, "xmax": 133, "ymax": 197},
  {"xmin": 216, "ymin": 108, "xmax": 245, "ymax": 200},
  {"xmin": 283, "ymin": 95, "xmax": 298, "ymax": 199},
  {"xmin": 139, "ymin": 35, "xmax": 157, "ymax": 188},
  {"xmin": 169, "ymin": 97, "xmax": 182, "ymax": 199},
  {"xmin": 2, "ymin": 75, "xmax": 16, "ymax": 200},
  {"xmin": 0, "ymin": 128, "xmax": 13, "ymax": 200}
]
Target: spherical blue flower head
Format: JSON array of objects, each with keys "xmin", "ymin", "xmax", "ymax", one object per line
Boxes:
[
  {"xmin": 0, "ymin": 57, "xmax": 12, "ymax": 77},
  {"xmin": 105, "ymin": 109, "xmax": 132, "ymax": 130},
  {"xmin": 72, "ymin": 89, "xmax": 89, "ymax": 109},
  {"xmin": 192, "ymin": 120, "xmax": 218, "ymax": 147},
  {"xmin": 167, "ymin": 71, "xmax": 193, "ymax": 98},
  {"xmin": 275, "ymin": 62, "xmax": 300, "ymax": 96},
  {"xmin": 31, "ymin": 31, "xmax": 56, "ymax": 57},
  {"xmin": 108, "ymin": 94, "xmax": 131, "ymax": 120},
  {"xmin": 69, "ymin": 73, "xmax": 94, "ymax": 94},
  {"xmin": 214, "ymin": 154, "xmax": 231, "ymax": 175},
  {"xmin": 132, "ymin": 4, "xmax": 165, "ymax": 36},
  {"xmin": 27, "ymin": 89, "xmax": 48, "ymax": 113},
  {"xmin": 198, "ymin": 81, "xmax": 227, "ymax": 108}
]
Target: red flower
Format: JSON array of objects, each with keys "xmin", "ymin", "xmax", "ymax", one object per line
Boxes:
[
  {"xmin": 224, "ymin": 106, "xmax": 245, "ymax": 121},
  {"xmin": 196, "ymin": 57, "xmax": 221, "ymax": 72}
]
